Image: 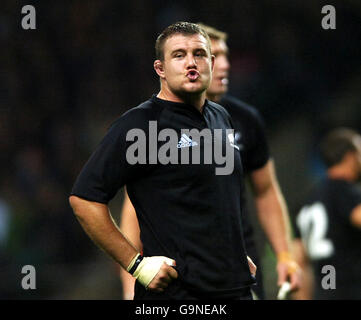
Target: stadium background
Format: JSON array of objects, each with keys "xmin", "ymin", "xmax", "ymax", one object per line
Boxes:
[{"xmin": 0, "ymin": 0, "xmax": 360, "ymax": 299}]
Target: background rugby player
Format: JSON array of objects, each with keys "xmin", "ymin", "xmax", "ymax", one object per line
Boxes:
[{"xmin": 292, "ymin": 128, "xmax": 361, "ymax": 299}]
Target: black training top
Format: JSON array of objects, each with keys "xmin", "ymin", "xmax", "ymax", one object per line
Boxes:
[
  {"xmin": 220, "ymin": 95, "xmax": 270, "ymax": 244},
  {"xmin": 293, "ymin": 178, "xmax": 361, "ymax": 299},
  {"xmin": 219, "ymin": 95, "xmax": 270, "ymax": 299},
  {"xmin": 71, "ymin": 95, "xmax": 254, "ymax": 298},
  {"xmin": 220, "ymin": 95, "xmax": 269, "ymax": 174}
]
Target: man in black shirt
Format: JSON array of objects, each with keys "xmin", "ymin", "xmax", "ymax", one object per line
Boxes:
[
  {"xmin": 119, "ymin": 24, "xmax": 300, "ymax": 300},
  {"xmin": 293, "ymin": 128, "xmax": 361, "ymax": 299},
  {"xmin": 70, "ymin": 22, "xmax": 298, "ymax": 300}
]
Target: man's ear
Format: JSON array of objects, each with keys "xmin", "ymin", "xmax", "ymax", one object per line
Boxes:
[{"xmin": 154, "ymin": 60, "xmax": 165, "ymax": 78}]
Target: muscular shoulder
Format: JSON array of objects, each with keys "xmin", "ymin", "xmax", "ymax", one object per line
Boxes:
[{"xmin": 109, "ymin": 99, "xmax": 163, "ymax": 135}]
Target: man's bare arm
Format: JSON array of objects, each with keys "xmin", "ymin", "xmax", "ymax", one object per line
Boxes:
[
  {"xmin": 249, "ymin": 160, "xmax": 301, "ymax": 290},
  {"xmin": 119, "ymin": 190, "xmax": 142, "ymax": 299},
  {"xmin": 69, "ymin": 195, "xmax": 138, "ymax": 268},
  {"xmin": 119, "ymin": 191, "xmax": 142, "ymax": 251},
  {"xmin": 69, "ymin": 195, "xmax": 177, "ymax": 292},
  {"xmin": 291, "ymin": 239, "xmax": 314, "ymax": 299}
]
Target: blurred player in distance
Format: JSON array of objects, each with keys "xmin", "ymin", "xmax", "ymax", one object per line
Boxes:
[
  {"xmin": 119, "ymin": 23, "xmax": 301, "ymax": 300},
  {"xmin": 292, "ymin": 127, "xmax": 361, "ymax": 299}
]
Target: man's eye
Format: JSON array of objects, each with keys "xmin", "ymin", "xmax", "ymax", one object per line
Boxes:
[{"xmin": 195, "ymin": 51, "xmax": 206, "ymax": 57}]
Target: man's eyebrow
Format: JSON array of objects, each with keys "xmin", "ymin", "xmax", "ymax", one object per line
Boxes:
[
  {"xmin": 194, "ymin": 47, "xmax": 207, "ymax": 52},
  {"xmin": 170, "ymin": 47, "xmax": 208, "ymax": 56},
  {"xmin": 213, "ymin": 46, "xmax": 229, "ymax": 53},
  {"xmin": 171, "ymin": 48, "xmax": 186, "ymax": 55},
  {"xmin": 212, "ymin": 49, "xmax": 229, "ymax": 56}
]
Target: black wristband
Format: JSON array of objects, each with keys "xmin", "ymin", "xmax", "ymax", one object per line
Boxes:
[{"xmin": 129, "ymin": 255, "xmax": 144, "ymax": 275}]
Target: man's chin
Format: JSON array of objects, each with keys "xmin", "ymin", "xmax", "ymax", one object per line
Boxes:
[{"xmin": 177, "ymin": 84, "xmax": 207, "ymax": 96}]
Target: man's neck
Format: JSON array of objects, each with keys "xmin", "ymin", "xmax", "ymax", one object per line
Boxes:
[{"xmin": 157, "ymin": 87, "xmax": 206, "ymax": 113}]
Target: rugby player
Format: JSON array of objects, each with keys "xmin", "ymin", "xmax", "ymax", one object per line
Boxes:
[{"xmin": 118, "ymin": 23, "xmax": 301, "ymax": 299}]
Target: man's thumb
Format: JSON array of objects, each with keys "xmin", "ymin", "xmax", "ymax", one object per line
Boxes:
[{"xmin": 163, "ymin": 257, "xmax": 176, "ymax": 267}]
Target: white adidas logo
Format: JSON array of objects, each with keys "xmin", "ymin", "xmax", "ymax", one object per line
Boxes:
[{"xmin": 177, "ymin": 134, "xmax": 198, "ymax": 148}]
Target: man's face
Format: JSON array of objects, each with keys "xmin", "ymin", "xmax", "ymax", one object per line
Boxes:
[
  {"xmin": 207, "ymin": 39, "xmax": 230, "ymax": 98},
  {"xmin": 156, "ymin": 34, "xmax": 214, "ymax": 96}
]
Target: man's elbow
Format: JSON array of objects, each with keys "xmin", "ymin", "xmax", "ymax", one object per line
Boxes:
[
  {"xmin": 69, "ymin": 195, "xmax": 106, "ymax": 221},
  {"xmin": 69, "ymin": 195, "xmax": 83, "ymax": 217}
]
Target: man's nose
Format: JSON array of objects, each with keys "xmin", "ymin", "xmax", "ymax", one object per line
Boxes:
[
  {"xmin": 218, "ymin": 55, "xmax": 230, "ymax": 71},
  {"xmin": 186, "ymin": 54, "xmax": 197, "ymax": 68}
]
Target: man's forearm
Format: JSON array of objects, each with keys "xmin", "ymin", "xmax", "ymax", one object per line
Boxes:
[
  {"xmin": 255, "ymin": 184, "xmax": 292, "ymax": 255},
  {"xmin": 69, "ymin": 195, "xmax": 178, "ymax": 292},
  {"xmin": 69, "ymin": 195, "xmax": 139, "ymax": 270},
  {"xmin": 292, "ymin": 239, "xmax": 314, "ymax": 299},
  {"xmin": 254, "ymin": 178, "xmax": 302, "ymax": 289}
]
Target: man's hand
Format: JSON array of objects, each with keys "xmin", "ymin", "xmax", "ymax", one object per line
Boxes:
[
  {"xmin": 276, "ymin": 251, "xmax": 302, "ymax": 291},
  {"xmin": 147, "ymin": 261, "xmax": 178, "ymax": 292},
  {"xmin": 128, "ymin": 254, "xmax": 178, "ymax": 292}
]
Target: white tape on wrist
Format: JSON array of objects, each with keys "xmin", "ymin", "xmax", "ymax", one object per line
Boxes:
[{"xmin": 133, "ymin": 256, "xmax": 175, "ymax": 288}]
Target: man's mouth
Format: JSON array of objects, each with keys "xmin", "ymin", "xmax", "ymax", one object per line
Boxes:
[
  {"xmin": 217, "ymin": 76, "xmax": 228, "ymax": 85},
  {"xmin": 221, "ymin": 77, "xmax": 229, "ymax": 85},
  {"xmin": 186, "ymin": 70, "xmax": 200, "ymax": 81}
]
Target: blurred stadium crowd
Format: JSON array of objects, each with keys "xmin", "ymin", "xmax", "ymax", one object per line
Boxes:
[{"xmin": 0, "ymin": 0, "xmax": 360, "ymax": 299}]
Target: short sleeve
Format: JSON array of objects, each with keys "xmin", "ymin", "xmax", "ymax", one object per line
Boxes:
[
  {"xmin": 71, "ymin": 108, "xmax": 151, "ymax": 204},
  {"xmin": 337, "ymin": 183, "xmax": 361, "ymax": 222},
  {"xmin": 245, "ymin": 108, "xmax": 270, "ymax": 172}
]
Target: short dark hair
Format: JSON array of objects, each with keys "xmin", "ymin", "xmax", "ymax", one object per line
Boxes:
[
  {"xmin": 320, "ymin": 127, "xmax": 359, "ymax": 168},
  {"xmin": 155, "ymin": 22, "xmax": 211, "ymax": 61}
]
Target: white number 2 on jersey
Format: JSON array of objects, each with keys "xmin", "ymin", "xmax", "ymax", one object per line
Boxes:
[{"xmin": 297, "ymin": 202, "xmax": 334, "ymax": 260}]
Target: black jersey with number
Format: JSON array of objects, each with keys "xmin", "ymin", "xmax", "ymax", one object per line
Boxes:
[
  {"xmin": 220, "ymin": 95, "xmax": 270, "ymax": 299},
  {"xmin": 294, "ymin": 178, "xmax": 361, "ymax": 299},
  {"xmin": 71, "ymin": 95, "xmax": 255, "ymax": 299}
]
